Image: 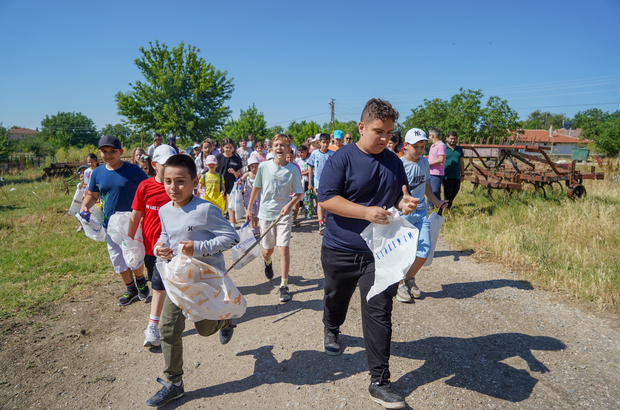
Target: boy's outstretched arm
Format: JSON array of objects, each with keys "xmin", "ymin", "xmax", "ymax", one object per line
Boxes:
[
  {"xmin": 127, "ymin": 210, "xmax": 143, "ymax": 239},
  {"xmin": 424, "ymin": 182, "xmax": 448, "ymax": 209}
]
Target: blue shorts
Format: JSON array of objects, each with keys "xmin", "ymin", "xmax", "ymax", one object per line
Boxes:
[{"xmin": 404, "ymin": 209, "xmax": 431, "ymax": 259}]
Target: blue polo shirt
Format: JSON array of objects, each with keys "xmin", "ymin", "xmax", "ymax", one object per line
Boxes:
[{"xmin": 318, "ymin": 143, "xmax": 408, "ymax": 253}]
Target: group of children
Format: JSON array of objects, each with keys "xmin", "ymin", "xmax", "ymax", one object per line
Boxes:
[{"xmin": 76, "ymin": 113, "xmax": 446, "ymax": 407}]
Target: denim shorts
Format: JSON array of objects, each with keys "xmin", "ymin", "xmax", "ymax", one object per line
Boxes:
[{"xmin": 404, "ymin": 209, "xmax": 431, "ymax": 259}]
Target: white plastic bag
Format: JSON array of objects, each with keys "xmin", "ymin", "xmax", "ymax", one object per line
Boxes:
[
  {"xmin": 68, "ymin": 186, "xmax": 86, "ymax": 216},
  {"xmin": 157, "ymin": 245, "xmax": 247, "ymax": 322},
  {"xmin": 76, "ymin": 213, "xmax": 106, "ymax": 242},
  {"xmin": 231, "ymin": 221, "xmax": 260, "ymax": 270},
  {"xmin": 361, "ymin": 207, "xmax": 419, "ymax": 301},
  {"xmin": 423, "ymin": 211, "xmax": 444, "ymax": 266},
  {"xmin": 228, "ymin": 183, "xmax": 245, "ymax": 215},
  {"xmin": 107, "ymin": 212, "xmax": 145, "ymax": 270}
]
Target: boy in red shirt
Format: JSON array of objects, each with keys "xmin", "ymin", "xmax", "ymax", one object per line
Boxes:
[{"xmin": 128, "ymin": 145, "xmax": 177, "ymax": 347}]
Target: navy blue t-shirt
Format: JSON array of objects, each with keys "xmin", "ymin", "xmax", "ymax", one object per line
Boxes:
[
  {"xmin": 318, "ymin": 143, "xmax": 408, "ymax": 253},
  {"xmin": 88, "ymin": 162, "xmax": 148, "ymax": 228}
]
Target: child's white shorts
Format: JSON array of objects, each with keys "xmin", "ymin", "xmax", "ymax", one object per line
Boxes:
[
  {"xmin": 106, "ymin": 231, "xmax": 130, "ymax": 273},
  {"xmin": 259, "ymin": 215, "xmax": 292, "ymax": 249}
]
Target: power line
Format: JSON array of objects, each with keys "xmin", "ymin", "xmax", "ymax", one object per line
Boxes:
[{"xmin": 514, "ymin": 101, "xmax": 620, "ymax": 109}]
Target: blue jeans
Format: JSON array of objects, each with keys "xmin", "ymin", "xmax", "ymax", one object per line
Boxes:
[{"xmin": 429, "ymin": 175, "xmax": 443, "ymax": 207}]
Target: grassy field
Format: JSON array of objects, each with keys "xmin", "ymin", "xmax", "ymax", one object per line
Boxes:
[
  {"xmin": 0, "ymin": 169, "xmax": 113, "ymax": 319},
  {"xmin": 0, "ymin": 161, "xmax": 619, "ymax": 319},
  {"xmin": 442, "ymin": 161, "xmax": 620, "ymax": 309}
]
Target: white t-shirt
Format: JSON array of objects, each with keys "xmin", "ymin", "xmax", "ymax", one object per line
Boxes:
[
  {"xmin": 83, "ymin": 167, "xmax": 94, "ymax": 188},
  {"xmin": 295, "ymin": 157, "xmax": 309, "ymax": 183},
  {"xmin": 254, "ymin": 160, "xmax": 303, "ymax": 221}
]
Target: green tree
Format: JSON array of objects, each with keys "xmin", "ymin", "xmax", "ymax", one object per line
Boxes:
[
  {"xmin": 266, "ymin": 125, "xmax": 284, "ymax": 137},
  {"xmin": 323, "ymin": 119, "xmax": 360, "ymax": 141},
  {"xmin": 403, "ymin": 89, "xmax": 519, "ymax": 143},
  {"xmin": 286, "ymin": 120, "xmax": 323, "ymax": 146},
  {"xmin": 116, "ymin": 40, "xmax": 234, "ymax": 140},
  {"xmin": 0, "ymin": 123, "xmax": 9, "ymax": 157},
  {"xmin": 218, "ymin": 104, "xmax": 268, "ymax": 143},
  {"xmin": 522, "ymin": 110, "xmax": 569, "ymax": 130},
  {"xmin": 41, "ymin": 112, "xmax": 98, "ymax": 148},
  {"xmin": 579, "ymin": 110, "xmax": 620, "ymax": 156}
]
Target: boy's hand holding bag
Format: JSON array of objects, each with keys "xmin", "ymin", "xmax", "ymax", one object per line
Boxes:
[
  {"xmin": 157, "ymin": 245, "xmax": 247, "ymax": 322},
  {"xmin": 360, "ymin": 207, "xmax": 419, "ymax": 302}
]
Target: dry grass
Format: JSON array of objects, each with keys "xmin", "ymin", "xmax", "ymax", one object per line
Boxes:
[{"xmin": 442, "ymin": 160, "xmax": 620, "ymax": 309}]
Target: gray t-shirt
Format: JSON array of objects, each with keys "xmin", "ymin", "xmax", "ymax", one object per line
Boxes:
[
  {"xmin": 156, "ymin": 196, "xmax": 239, "ymax": 271},
  {"xmin": 401, "ymin": 155, "xmax": 430, "ymax": 213}
]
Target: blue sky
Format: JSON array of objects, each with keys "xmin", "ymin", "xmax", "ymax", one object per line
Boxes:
[{"xmin": 1, "ymin": 0, "xmax": 619, "ymax": 131}]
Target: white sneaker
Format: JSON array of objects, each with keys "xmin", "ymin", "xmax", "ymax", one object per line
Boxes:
[
  {"xmin": 143, "ymin": 322, "xmax": 161, "ymax": 347},
  {"xmin": 407, "ymin": 278, "xmax": 422, "ymax": 298},
  {"xmin": 396, "ymin": 282, "xmax": 412, "ymax": 303}
]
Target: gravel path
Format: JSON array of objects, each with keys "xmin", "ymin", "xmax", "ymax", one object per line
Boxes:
[{"xmin": 1, "ymin": 219, "xmax": 619, "ymax": 409}]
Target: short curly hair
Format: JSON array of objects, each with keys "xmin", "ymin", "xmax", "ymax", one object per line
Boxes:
[{"xmin": 360, "ymin": 98, "xmax": 399, "ymax": 124}]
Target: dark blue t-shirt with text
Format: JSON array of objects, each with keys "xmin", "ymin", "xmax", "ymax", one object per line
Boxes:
[
  {"xmin": 88, "ymin": 162, "xmax": 148, "ymax": 228},
  {"xmin": 317, "ymin": 143, "xmax": 408, "ymax": 253}
]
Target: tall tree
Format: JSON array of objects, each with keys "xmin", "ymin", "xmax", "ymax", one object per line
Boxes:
[
  {"xmin": 323, "ymin": 119, "xmax": 360, "ymax": 141},
  {"xmin": 41, "ymin": 111, "xmax": 98, "ymax": 148},
  {"xmin": 116, "ymin": 40, "xmax": 234, "ymax": 139},
  {"xmin": 0, "ymin": 123, "xmax": 9, "ymax": 157},
  {"xmin": 578, "ymin": 109, "xmax": 620, "ymax": 156},
  {"xmin": 286, "ymin": 120, "xmax": 323, "ymax": 146},
  {"xmin": 403, "ymin": 89, "xmax": 519, "ymax": 143},
  {"xmin": 218, "ymin": 104, "xmax": 268, "ymax": 143},
  {"xmin": 572, "ymin": 108, "xmax": 608, "ymax": 130},
  {"xmin": 522, "ymin": 110, "xmax": 569, "ymax": 130}
]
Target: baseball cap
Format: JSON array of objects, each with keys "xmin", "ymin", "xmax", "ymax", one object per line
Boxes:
[
  {"xmin": 404, "ymin": 128, "xmax": 428, "ymax": 145},
  {"xmin": 248, "ymin": 156, "xmax": 260, "ymax": 166},
  {"xmin": 193, "ymin": 143, "xmax": 201, "ymax": 149},
  {"xmin": 334, "ymin": 130, "xmax": 343, "ymax": 139},
  {"xmin": 98, "ymin": 135, "xmax": 122, "ymax": 150},
  {"xmin": 311, "ymin": 133, "xmax": 320, "ymax": 142},
  {"xmin": 205, "ymin": 155, "xmax": 218, "ymax": 165},
  {"xmin": 167, "ymin": 136, "xmax": 176, "ymax": 144},
  {"xmin": 153, "ymin": 144, "xmax": 178, "ymax": 165},
  {"xmin": 266, "ymin": 152, "xmax": 275, "ymax": 160}
]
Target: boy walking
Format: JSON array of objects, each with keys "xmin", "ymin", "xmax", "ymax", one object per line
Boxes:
[
  {"xmin": 396, "ymin": 129, "xmax": 448, "ymax": 303},
  {"xmin": 246, "ymin": 134, "xmax": 303, "ymax": 302},
  {"xmin": 318, "ymin": 99, "xmax": 418, "ymax": 409},
  {"xmin": 146, "ymin": 154, "xmax": 239, "ymax": 407},
  {"xmin": 307, "ymin": 133, "xmax": 333, "ymax": 234},
  {"xmin": 128, "ymin": 144, "xmax": 177, "ymax": 347},
  {"xmin": 80, "ymin": 135, "xmax": 149, "ymax": 306}
]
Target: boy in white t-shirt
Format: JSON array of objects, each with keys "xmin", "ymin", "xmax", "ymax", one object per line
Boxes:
[{"xmin": 246, "ymin": 134, "xmax": 303, "ymax": 302}]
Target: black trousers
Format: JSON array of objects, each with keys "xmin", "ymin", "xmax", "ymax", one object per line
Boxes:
[
  {"xmin": 321, "ymin": 246, "xmax": 398, "ymax": 382},
  {"xmin": 443, "ymin": 178, "xmax": 461, "ymax": 208}
]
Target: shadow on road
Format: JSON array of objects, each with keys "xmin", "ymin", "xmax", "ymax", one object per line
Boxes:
[
  {"xmin": 167, "ymin": 332, "xmax": 565, "ymax": 407},
  {"xmin": 422, "ymin": 279, "xmax": 533, "ymax": 300}
]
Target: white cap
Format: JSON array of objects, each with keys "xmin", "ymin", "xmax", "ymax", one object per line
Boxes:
[
  {"xmin": 266, "ymin": 152, "xmax": 275, "ymax": 160},
  {"xmin": 153, "ymin": 144, "xmax": 178, "ymax": 165},
  {"xmin": 404, "ymin": 128, "xmax": 428, "ymax": 145}
]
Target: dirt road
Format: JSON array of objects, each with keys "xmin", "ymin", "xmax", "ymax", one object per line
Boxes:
[{"xmin": 1, "ymin": 219, "xmax": 619, "ymax": 409}]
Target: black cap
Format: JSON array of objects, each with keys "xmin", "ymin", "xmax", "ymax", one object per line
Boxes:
[{"xmin": 98, "ymin": 135, "xmax": 122, "ymax": 149}]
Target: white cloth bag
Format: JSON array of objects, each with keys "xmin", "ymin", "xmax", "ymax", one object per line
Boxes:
[
  {"xmin": 361, "ymin": 207, "xmax": 419, "ymax": 301},
  {"xmin": 107, "ymin": 212, "xmax": 145, "ymax": 270},
  {"xmin": 423, "ymin": 211, "xmax": 444, "ymax": 266},
  {"xmin": 157, "ymin": 245, "xmax": 247, "ymax": 322},
  {"xmin": 68, "ymin": 186, "xmax": 86, "ymax": 216},
  {"xmin": 231, "ymin": 221, "xmax": 260, "ymax": 270},
  {"xmin": 228, "ymin": 183, "xmax": 245, "ymax": 215},
  {"xmin": 76, "ymin": 213, "xmax": 106, "ymax": 242}
]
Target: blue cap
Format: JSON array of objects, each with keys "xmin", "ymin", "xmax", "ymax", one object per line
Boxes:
[{"xmin": 334, "ymin": 130, "xmax": 343, "ymax": 139}]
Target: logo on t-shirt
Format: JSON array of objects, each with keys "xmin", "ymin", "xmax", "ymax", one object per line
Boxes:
[{"xmin": 188, "ymin": 226, "xmax": 194, "ymax": 231}]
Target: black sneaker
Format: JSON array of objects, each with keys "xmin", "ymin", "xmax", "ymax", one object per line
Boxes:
[
  {"xmin": 279, "ymin": 286, "xmax": 291, "ymax": 302},
  {"xmin": 146, "ymin": 378, "xmax": 184, "ymax": 407},
  {"xmin": 137, "ymin": 281, "xmax": 150, "ymax": 301},
  {"xmin": 219, "ymin": 323, "xmax": 236, "ymax": 345},
  {"xmin": 118, "ymin": 288, "xmax": 139, "ymax": 306},
  {"xmin": 324, "ymin": 328, "xmax": 342, "ymax": 356},
  {"xmin": 368, "ymin": 380, "xmax": 405, "ymax": 409},
  {"xmin": 264, "ymin": 261, "xmax": 274, "ymax": 280}
]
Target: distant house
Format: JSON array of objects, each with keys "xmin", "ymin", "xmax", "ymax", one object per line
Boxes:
[
  {"xmin": 510, "ymin": 127, "xmax": 591, "ymax": 156},
  {"xmin": 8, "ymin": 127, "xmax": 39, "ymax": 141}
]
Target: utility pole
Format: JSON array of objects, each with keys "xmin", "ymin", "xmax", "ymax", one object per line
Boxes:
[{"xmin": 329, "ymin": 99, "xmax": 335, "ymax": 133}]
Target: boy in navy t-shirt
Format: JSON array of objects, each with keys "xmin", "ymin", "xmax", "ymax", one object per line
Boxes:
[
  {"xmin": 81, "ymin": 135, "xmax": 149, "ymax": 306},
  {"xmin": 318, "ymin": 98, "xmax": 418, "ymax": 409}
]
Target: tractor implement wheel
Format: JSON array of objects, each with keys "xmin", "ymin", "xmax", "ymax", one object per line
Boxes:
[{"xmin": 567, "ymin": 183, "xmax": 586, "ymax": 199}]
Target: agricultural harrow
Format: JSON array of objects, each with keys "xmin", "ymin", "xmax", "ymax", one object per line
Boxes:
[{"xmin": 461, "ymin": 144, "xmax": 604, "ymax": 199}]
